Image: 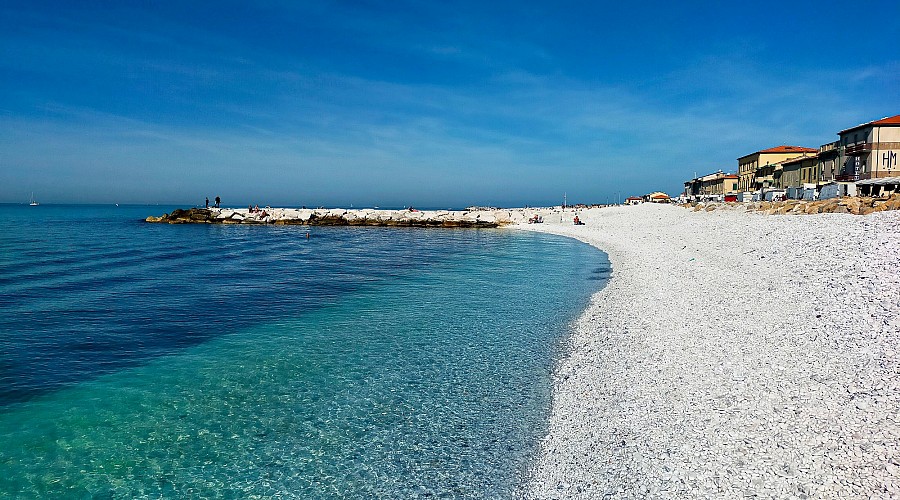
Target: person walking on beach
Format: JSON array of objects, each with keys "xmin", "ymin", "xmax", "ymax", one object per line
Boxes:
[
  {"xmin": 205, "ymin": 197, "xmax": 209, "ymax": 208},
  {"xmin": 215, "ymin": 196, "xmax": 220, "ymax": 208}
]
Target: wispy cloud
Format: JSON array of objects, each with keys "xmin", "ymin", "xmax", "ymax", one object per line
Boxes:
[{"xmin": 2, "ymin": 1, "xmax": 898, "ymax": 205}]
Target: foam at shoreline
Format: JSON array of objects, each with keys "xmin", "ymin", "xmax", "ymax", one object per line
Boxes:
[{"xmin": 516, "ymin": 203, "xmax": 900, "ymax": 498}]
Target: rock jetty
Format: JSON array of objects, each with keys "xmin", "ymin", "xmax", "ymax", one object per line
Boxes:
[
  {"xmin": 688, "ymin": 193, "xmax": 900, "ymax": 216},
  {"xmin": 145, "ymin": 207, "xmax": 533, "ymax": 227}
]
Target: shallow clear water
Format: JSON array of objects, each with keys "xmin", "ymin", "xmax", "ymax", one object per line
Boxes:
[{"xmin": 0, "ymin": 204, "xmax": 609, "ymax": 498}]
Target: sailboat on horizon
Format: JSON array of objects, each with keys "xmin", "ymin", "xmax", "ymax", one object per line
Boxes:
[{"xmin": 29, "ymin": 192, "xmax": 39, "ymax": 206}]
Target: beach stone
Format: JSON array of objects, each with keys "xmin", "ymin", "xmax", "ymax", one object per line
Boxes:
[
  {"xmin": 493, "ymin": 211, "xmax": 512, "ymax": 223},
  {"xmin": 520, "ymin": 203, "xmax": 900, "ymax": 499}
]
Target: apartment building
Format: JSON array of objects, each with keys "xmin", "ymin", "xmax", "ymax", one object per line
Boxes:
[
  {"xmin": 837, "ymin": 114, "xmax": 900, "ymax": 181},
  {"xmin": 777, "ymin": 155, "xmax": 818, "ymax": 189},
  {"xmin": 683, "ymin": 171, "xmax": 739, "ymax": 201},
  {"xmin": 737, "ymin": 146, "xmax": 817, "ymax": 192},
  {"xmin": 816, "ymin": 141, "xmax": 842, "ymax": 184}
]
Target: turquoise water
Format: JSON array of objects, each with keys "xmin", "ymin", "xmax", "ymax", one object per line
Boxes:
[{"xmin": 0, "ymin": 205, "xmax": 609, "ymax": 498}]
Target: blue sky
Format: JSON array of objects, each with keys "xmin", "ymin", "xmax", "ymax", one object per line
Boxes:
[{"xmin": 2, "ymin": 1, "xmax": 898, "ymax": 207}]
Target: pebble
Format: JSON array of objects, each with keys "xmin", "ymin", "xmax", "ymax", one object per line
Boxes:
[{"xmin": 518, "ymin": 204, "xmax": 900, "ymax": 499}]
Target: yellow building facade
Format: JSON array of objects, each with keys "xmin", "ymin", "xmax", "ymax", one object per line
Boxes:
[
  {"xmin": 737, "ymin": 146, "xmax": 817, "ymax": 192},
  {"xmin": 683, "ymin": 171, "xmax": 739, "ymax": 201}
]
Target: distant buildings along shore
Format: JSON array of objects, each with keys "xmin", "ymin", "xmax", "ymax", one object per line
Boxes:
[{"xmin": 683, "ymin": 114, "xmax": 900, "ymax": 202}]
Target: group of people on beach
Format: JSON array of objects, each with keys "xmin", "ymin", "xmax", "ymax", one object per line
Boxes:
[
  {"xmin": 527, "ymin": 213, "xmax": 583, "ymax": 224},
  {"xmin": 203, "ymin": 196, "xmax": 273, "ymax": 217}
]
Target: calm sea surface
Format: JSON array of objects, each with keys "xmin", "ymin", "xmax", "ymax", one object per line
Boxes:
[{"xmin": 0, "ymin": 204, "xmax": 609, "ymax": 498}]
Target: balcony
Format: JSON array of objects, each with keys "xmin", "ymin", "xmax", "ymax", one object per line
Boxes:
[
  {"xmin": 834, "ymin": 173, "xmax": 861, "ymax": 182},
  {"xmin": 845, "ymin": 143, "xmax": 873, "ymax": 155}
]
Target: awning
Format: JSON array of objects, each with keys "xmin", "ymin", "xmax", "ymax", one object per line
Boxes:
[{"xmin": 857, "ymin": 176, "xmax": 900, "ymax": 185}]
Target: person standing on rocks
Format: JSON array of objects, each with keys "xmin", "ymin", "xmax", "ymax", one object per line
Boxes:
[
  {"xmin": 205, "ymin": 197, "xmax": 209, "ymax": 208},
  {"xmin": 215, "ymin": 196, "xmax": 220, "ymax": 208}
]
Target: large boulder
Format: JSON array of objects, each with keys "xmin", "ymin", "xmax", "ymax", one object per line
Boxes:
[
  {"xmin": 492, "ymin": 211, "xmax": 512, "ymax": 223},
  {"xmin": 145, "ymin": 208, "xmax": 216, "ymax": 223}
]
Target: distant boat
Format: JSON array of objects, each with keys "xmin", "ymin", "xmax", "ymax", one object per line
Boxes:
[{"xmin": 29, "ymin": 192, "xmax": 39, "ymax": 206}]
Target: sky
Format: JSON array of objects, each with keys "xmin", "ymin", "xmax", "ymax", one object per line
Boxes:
[{"xmin": 1, "ymin": 1, "xmax": 898, "ymax": 207}]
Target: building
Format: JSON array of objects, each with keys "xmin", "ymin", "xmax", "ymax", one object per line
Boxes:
[
  {"xmin": 777, "ymin": 155, "xmax": 818, "ymax": 190},
  {"xmin": 737, "ymin": 146, "xmax": 817, "ymax": 192},
  {"xmin": 799, "ymin": 156, "xmax": 819, "ymax": 187},
  {"xmin": 755, "ymin": 160, "xmax": 781, "ymax": 190},
  {"xmin": 777, "ymin": 158, "xmax": 800, "ymax": 190},
  {"xmin": 644, "ymin": 192, "xmax": 670, "ymax": 203},
  {"xmin": 705, "ymin": 172, "xmax": 739, "ymax": 198},
  {"xmin": 683, "ymin": 171, "xmax": 739, "ymax": 201},
  {"xmin": 817, "ymin": 141, "xmax": 842, "ymax": 184},
  {"xmin": 625, "ymin": 196, "xmax": 643, "ymax": 205},
  {"xmin": 683, "ymin": 178, "xmax": 700, "ymax": 201},
  {"xmin": 837, "ymin": 114, "xmax": 900, "ymax": 182}
]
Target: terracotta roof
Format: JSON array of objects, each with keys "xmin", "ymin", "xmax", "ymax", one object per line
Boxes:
[
  {"xmin": 650, "ymin": 193, "xmax": 670, "ymax": 199},
  {"xmin": 758, "ymin": 145, "xmax": 817, "ymax": 154},
  {"xmin": 782, "ymin": 154, "xmax": 818, "ymax": 165},
  {"xmin": 738, "ymin": 145, "xmax": 816, "ymax": 160},
  {"xmin": 626, "ymin": 196, "xmax": 642, "ymax": 200},
  {"xmin": 839, "ymin": 114, "xmax": 900, "ymax": 134}
]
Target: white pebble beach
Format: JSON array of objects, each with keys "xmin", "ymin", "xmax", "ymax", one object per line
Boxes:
[{"xmin": 515, "ymin": 203, "xmax": 900, "ymax": 498}]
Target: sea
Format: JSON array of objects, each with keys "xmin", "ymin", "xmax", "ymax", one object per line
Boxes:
[{"xmin": 0, "ymin": 204, "xmax": 609, "ymax": 498}]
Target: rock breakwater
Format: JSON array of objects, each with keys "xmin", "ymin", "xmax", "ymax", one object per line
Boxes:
[
  {"xmin": 144, "ymin": 207, "xmax": 539, "ymax": 227},
  {"xmin": 689, "ymin": 193, "xmax": 900, "ymax": 216}
]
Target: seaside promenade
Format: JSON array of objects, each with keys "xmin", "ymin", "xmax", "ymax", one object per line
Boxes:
[{"xmin": 517, "ymin": 203, "xmax": 900, "ymax": 498}]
